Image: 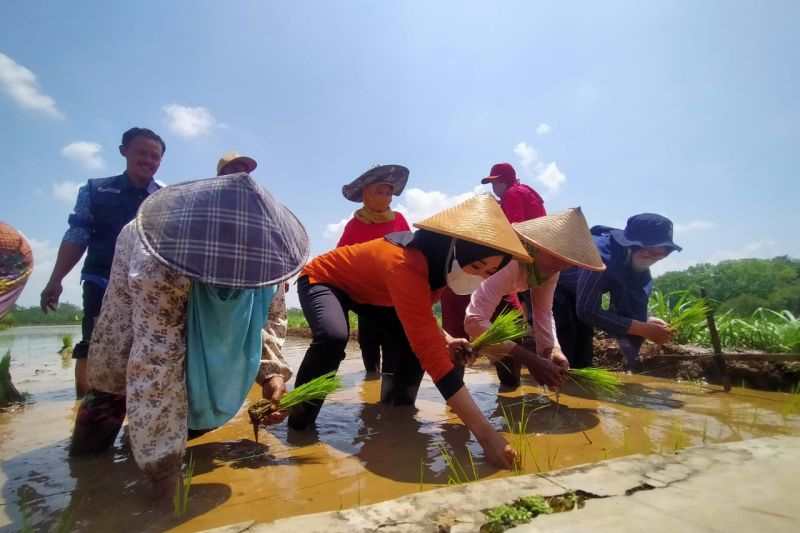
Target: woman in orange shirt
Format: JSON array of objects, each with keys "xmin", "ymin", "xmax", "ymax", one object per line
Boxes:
[{"xmin": 288, "ymin": 195, "xmax": 531, "ymax": 468}]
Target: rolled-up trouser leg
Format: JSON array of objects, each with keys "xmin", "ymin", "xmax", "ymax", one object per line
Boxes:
[
  {"xmin": 288, "ymin": 277, "xmax": 351, "ymax": 430},
  {"xmin": 69, "ymin": 390, "xmax": 126, "ymax": 455}
]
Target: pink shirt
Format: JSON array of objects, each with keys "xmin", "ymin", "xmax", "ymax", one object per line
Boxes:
[{"xmin": 464, "ymin": 260, "xmax": 560, "ymax": 356}]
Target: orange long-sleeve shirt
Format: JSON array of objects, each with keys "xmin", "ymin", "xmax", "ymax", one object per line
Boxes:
[{"xmin": 302, "ymin": 238, "xmax": 462, "ymax": 396}]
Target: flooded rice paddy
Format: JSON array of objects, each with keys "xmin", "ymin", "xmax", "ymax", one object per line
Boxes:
[{"xmin": 1, "ymin": 325, "xmax": 799, "ymax": 532}]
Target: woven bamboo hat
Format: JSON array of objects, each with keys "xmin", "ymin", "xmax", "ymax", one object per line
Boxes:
[
  {"xmin": 413, "ymin": 194, "xmax": 532, "ymax": 263},
  {"xmin": 512, "ymin": 207, "xmax": 605, "ymax": 271}
]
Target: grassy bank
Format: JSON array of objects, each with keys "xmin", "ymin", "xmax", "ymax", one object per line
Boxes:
[{"xmin": 649, "ymin": 290, "xmax": 800, "ymax": 353}]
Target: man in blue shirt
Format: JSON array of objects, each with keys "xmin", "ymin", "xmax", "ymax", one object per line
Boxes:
[
  {"xmin": 554, "ymin": 213, "xmax": 681, "ymax": 370},
  {"xmin": 40, "ymin": 127, "xmax": 165, "ymax": 397}
]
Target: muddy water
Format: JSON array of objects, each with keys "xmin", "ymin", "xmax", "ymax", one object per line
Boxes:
[{"xmin": 1, "ymin": 325, "xmax": 799, "ymax": 532}]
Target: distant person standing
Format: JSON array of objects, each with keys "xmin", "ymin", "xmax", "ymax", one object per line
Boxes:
[
  {"xmin": 441, "ymin": 162, "xmax": 546, "ymax": 339},
  {"xmin": 480, "ymin": 162, "xmax": 546, "ymax": 224},
  {"xmin": 337, "ymin": 165, "xmax": 410, "ymax": 374},
  {"xmin": 0, "ymin": 222, "xmax": 33, "ymax": 318},
  {"xmin": 40, "ymin": 127, "xmax": 165, "ymax": 398}
]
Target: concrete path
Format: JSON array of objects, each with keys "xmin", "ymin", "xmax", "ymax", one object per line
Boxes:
[{"xmin": 201, "ymin": 436, "xmax": 800, "ymax": 533}]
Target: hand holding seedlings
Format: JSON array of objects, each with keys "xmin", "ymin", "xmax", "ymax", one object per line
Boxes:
[
  {"xmin": 542, "ymin": 347, "xmax": 570, "ymax": 371},
  {"xmin": 522, "ymin": 352, "xmax": 565, "ymax": 389},
  {"xmin": 248, "ymin": 372, "xmax": 342, "ymax": 442},
  {"xmin": 630, "ymin": 318, "xmax": 673, "ymax": 345},
  {"xmin": 260, "ymin": 376, "xmax": 288, "ymax": 426},
  {"xmin": 446, "ymin": 335, "xmax": 477, "ymax": 366}
]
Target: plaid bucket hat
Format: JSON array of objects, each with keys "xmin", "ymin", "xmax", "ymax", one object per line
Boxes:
[{"xmin": 136, "ymin": 173, "xmax": 310, "ymax": 288}]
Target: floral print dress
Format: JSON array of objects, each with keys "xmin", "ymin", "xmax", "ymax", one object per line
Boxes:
[{"xmin": 85, "ymin": 222, "xmax": 292, "ymax": 480}]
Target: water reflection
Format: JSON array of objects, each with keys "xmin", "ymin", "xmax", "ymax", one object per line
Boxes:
[{"xmin": 2, "ymin": 329, "xmax": 800, "ymax": 532}]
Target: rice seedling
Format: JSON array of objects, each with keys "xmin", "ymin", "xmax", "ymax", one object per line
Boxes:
[
  {"xmin": 418, "ymin": 459, "xmax": 425, "ymax": 492},
  {"xmin": 436, "ymin": 443, "xmax": 480, "ymax": 485},
  {"xmin": 470, "ymin": 309, "xmax": 528, "ymax": 357},
  {"xmin": 781, "ymin": 384, "xmax": 800, "ymax": 418},
  {"xmin": 499, "ymin": 399, "xmax": 534, "ymax": 474},
  {"xmin": 544, "ymin": 438, "xmax": 560, "ymax": 471},
  {"xmin": 567, "ymin": 367, "xmax": 622, "ymax": 397},
  {"xmin": 1, "ymin": 349, "xmax": 24, "ymax": 406},
  {"xmin": 173, "ymin": 452, "xmax": 195, "ymax": 518},
  {"xmin": 649, "ymin": 290, "xmax": 710, "ymax": 344},
  {"xmin": 60, "ymin": 334, "xmax": 73, "ymax": 352},
  {"xmin": 665, "ymin": 419, "xmax": 688, "ymax": 453},
  {"xmin": 19, "ymin": 499, "xmax": 33, "ymax": 533},
  {"xmin": 248, "ymin": 371, "xmax": 343, "ymax": 441}
]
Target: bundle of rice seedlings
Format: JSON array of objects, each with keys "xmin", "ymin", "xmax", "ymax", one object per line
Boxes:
[
  {"xmin": 567, "ymin": 368, "xmax": 622, "ymax": 397},
  {"xmin": 248, "ymin": 371, "xmax": 342, "ymax": 441},
  {"xmin": 470, "ymin": 309, "xmax": 528, "ymax": 357}
]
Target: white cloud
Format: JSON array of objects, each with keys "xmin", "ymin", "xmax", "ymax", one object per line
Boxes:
[
  {"xmin": 162, "ymin": 104, "xmax": 216, "ymax": 138},
  {"xmin": 51, "ymin": 181, "xmax": 81, "ymax": 206},
  {"xmin": 536, "ymin": 123, "xmax": 552, "ymax": 136},
  {"xmin": 395, "ymin": 187, "xmax": 481, "ymax": 223},
  {"xmin": 513, "ymin": 142, "xmax": 541, "ymax": 176},
  {"xmin": 536, "ymin": 162, "xmax": 566, "ymax": 192},
  {"xmin": 324, "ymin": 216, "xmax": 350, "ymax": 242},
  {"xmin": 322, "ymin": 186, "xmax": 486, "ymax": 242},
  {"xmin": 0, "ymin": 52, "xmax": 64, "ymax": 119},
  {"xmin": 674, "ymin": 220, "xmax": 716, "ymax": 234},
  {"xmin": 513, "ymin": 141, "xmax": 566, "ymax": 193},
  {"xmin": 61, "ymin": 141, "xmax": 105, "ymax": 170},
  {"xmin": 16, "ymin": 238, "xmax": 82, "ymax": 307}
]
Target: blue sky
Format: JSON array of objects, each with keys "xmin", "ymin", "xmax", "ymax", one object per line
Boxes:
[{"xmin": 2, "ymin": 1, "xmax": 798, "ymax": 308}]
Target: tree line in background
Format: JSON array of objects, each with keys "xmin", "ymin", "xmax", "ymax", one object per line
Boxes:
[
  {"xmin": 0, "ymin": 303, "xmax": 82, "ymax": 330},
  {"xmin": 654, "ymin": 256, "xmax": 800, "ymax": 316},
  {"xmin": 3, "ymin": 257, "xmax": 798, "ymax": 334}
]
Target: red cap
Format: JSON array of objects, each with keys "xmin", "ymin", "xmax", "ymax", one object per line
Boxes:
[{"xmin": 481, "ymin": 162, "xmax": 517, "ymax": 185}]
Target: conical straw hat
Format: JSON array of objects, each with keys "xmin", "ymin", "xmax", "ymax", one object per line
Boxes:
[
  {"xmin": 413, "ymin": 194, "xmax": 532, "ymax": 263},
  {"xmin": 512, "ymin": 207, "xmax": 605, "ymax": 271}
]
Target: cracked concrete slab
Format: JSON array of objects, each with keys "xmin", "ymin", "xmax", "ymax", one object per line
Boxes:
[{"xmin": 203, "ymin": 436, "xmax": 800, "ymax": 533}]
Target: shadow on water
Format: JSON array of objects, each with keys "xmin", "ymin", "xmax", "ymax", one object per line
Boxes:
[
  {"xmin": 191, "ymin": 439, "xmax": 322, "ymax": 473},
  {"xmin": 490, "ymin": 394, "xmax": 601, "ymax": 435},
  {"xmin": 0, "ymin": 432, "xmax": 234, "ymax": 532},
  {"xmin": 560, "ymin": 381, "xmax": 686, "ymax": 410}
]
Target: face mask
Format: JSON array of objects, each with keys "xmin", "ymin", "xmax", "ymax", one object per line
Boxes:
[
  {"xmin": 631, "ymin": 254, "xmax": 658, "ymax": 272},
  {"xmin": 446, "ymin": 257, "xmax": 484, "ymax": 295}
]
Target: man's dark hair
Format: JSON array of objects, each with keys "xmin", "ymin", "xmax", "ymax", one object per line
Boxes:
[{"xmin": 121, "ymin": 127, "xmax": 166, "ymax": 154}]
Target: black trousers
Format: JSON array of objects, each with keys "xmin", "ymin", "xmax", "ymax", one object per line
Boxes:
[
  {"xmin": 552, "ymin": 286, "xmax": 595, "ymax": 369},
  {"xmin": 288, "ymin": 277, "xmax": 424, "ymax": 430},
  {"xmin": 73, "ymin": 281, "xmax": 105, "ymax": 360},
  {"xmin": 357, "ymin": 312, "xmax": 382, "ymax": 373}
]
